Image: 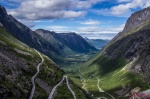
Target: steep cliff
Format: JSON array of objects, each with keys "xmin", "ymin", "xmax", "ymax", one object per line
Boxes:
[{"xmin": 113, "ymin": 6, "xmax": 150, "ymax": 42}]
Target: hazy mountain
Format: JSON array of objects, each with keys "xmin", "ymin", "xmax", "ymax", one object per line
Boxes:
[
  {"xmin": 69, "ymin": 6, "xmax": 150, "ymax": 98},
  {"xmin": 85, "ymin": 38, "xmax": 109, "ymax": 49},
  {"xmin": 0, "ymin": 26, "xmax": 86, "ymax": 99},
  {"xmin": 35, "ymin": 29, "xmax": 97, "ymax": 53}
]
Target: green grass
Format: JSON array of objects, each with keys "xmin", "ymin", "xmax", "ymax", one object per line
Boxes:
[{"xmin": 67, "ymin": 55, "xmax": 149, "ymax": 99}]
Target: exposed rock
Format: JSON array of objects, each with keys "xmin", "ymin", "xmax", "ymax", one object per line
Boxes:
[
  {"xmin": 14, "ymin": 48, "xmax": 33, "ymax": 56},
  {"xmin": 123, "ymin": 7, "xmax": 150, "ymax": 33},
  {"xmin": 35, "ymin": 78, "xmax": 51, "ymax": 94}
]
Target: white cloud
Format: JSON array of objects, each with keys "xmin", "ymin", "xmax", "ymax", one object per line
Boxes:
[
  {"xmin": 74, "ymin": 0, "xmax": 105, "ymax": 9},
  {"xmin": 93, "ymin": 0, "xmax": 150, "ymax": 17},
  {"xmin": 7, "ymin": 0, "xmax": 103, "ymax": 20},
  {"xmin": 44, "ymin": 24, "xmax": 125, "ymax": 40},
  {"xmin": 80, "ymin": 19, "xmax": 101, "ymax": 25},
  {"xmin": 117, "ymin": 0, "xmax": 132, "ymax": 3},
  {"xmin": 46, "ymin": 25, "xmax": 72, "ymax": 33},
  {"xmin": 81, "ymin": 33, "xmax": 117, "ymax": 40},
  {"xmin": 111, "ymin": 0, "xmax": 143, "ymax": 15},
  {"xmin": 77, "ymin": 26, "xmax": 100, "ymax": 33},
  {"xmin": 76, "ymin": 24, "xmax": 124, "ymax": 34}
]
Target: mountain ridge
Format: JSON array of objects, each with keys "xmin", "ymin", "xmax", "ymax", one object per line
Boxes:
[{"xmin": 35, "ymin": 29, "xmax": 97, "ymax": 53}]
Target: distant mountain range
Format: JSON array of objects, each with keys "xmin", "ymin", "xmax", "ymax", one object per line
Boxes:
[
  {"xmin": 0, "ymin": 6, "xmax": 97, "ymax": 66},
  {"xmin": 35, "ymin": 29, "xmax": 97, "ymax": 54},
  {"xmin": 84, "ymin": 37, "xmax": 109, "ymax": 49}
]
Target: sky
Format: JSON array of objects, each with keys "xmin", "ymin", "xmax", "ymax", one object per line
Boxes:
[{"xmin": 0, "ymin": 0, "xmax": 150, "ymax": 40}]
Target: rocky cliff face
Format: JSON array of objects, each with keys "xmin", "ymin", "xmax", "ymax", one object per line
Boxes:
[
  {"xmin": 113, "ymin": 7, "xmax": 150, "ymax": 42},
  {"xmin": 123, "ymin": 7, "xmax": 150, "ymax": 33},
  {"xmin": 103, "ymin": 7, "xmax": 150, "ymax": 84},
  {"xmin": 105, "ymin": 29, "xmax": 150, "ymax": 82}
]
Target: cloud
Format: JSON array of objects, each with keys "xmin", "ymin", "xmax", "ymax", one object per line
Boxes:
[
  {"xmin": 7, "ymin": 0, "xmax": 103, "ymax": 20},
  {"xmin": 76, "ymin": 24, "xmax": 124, "ymax": 34},
  {"xmin": 93, "ymin": 0, "xmax": 150, "ymax": 17},
  {"xmin": 46, "ymin": 25, "xmax": 72, "ymax": 33},
  {"xmin": 18, "ymin": 19, "xmax": 35, "ymax": 28},
  {"xmin": 74, "ymin": 0, "xmax": 105, "ymax": 9},
  {"xmin": 81, "ymin": 33, "xmax": 117, "ymax": 40},
  {"xmin": 45, "ymin": 24, "xmax": 125, "ymax": 40},
  {"xmin": 117, "ymin": 0, "xmax": 132, "ymax": 3},
  {"xmin": 77, "ymin": 26, "xmax": 100, "ymax": 33},
  {"xmin": 80, "ymin": 19, "xmax": 101, "ymax": 25}
]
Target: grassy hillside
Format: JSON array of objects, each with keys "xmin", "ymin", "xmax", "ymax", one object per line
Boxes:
[
  {"xmin": 68, "ymin": 55, "xmax": 149, "ymax": 99},
  {"xmin": 0, "ymin": 27, "xmax": 86, "ymax": 99}
]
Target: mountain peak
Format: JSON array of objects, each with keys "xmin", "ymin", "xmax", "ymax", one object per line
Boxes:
[
  {"xmin": 123, "ymin": 6, "xmax": 150, "ymax": 33},
  {"xmin": 0, "ymin": 5, "xmax": 7, "ymax": 15}
]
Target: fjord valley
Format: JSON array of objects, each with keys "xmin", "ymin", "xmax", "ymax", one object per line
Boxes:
[
  {"xmin": 0, "ymin": 0, "xmax": 150, "ymax": 99},
  {"xmin": 68, "ymin": 6, "xmax": 150, "ymax": 99}
]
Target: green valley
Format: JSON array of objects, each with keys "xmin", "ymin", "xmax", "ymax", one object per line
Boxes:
[{"xmin": 0, "ymin": 1, "xmax": 150, "ymax": 99}]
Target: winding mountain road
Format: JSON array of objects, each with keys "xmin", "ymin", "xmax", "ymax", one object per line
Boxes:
[
  {"xmin": 48, "ymin": 76, "xmax": 65, "ymax": 99},
  {"xmin": 78, "ymin": 69, "xmax": 88, "ymax": 93},
  {"xmin": 48, "ymin": 76, "xmax": 76, "ymax": 99},
  {"xmin": 29, "ymin": 51, "xmax": 44, "ymax": 99},
  {"xmin": 93, "ymin": 75, "xmax": 115, "ymax": 99},
  {"xmin": 96, "ymin": 77, "xmax": 104, "ymax": 93},
  {"xmin": 65, "ymin": 76, "xmax": 77, "ymax": 99}
]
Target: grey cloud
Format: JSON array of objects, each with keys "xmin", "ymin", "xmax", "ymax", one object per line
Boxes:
[{"xmin": 7, "ymin": 0, "xmax": 103, "ymax": 20}]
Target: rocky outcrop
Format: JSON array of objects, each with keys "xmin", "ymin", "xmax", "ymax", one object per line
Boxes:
[
  {"xmin": 102, "ymin": 7, "xmax": 150, "ymax": 84},
  {"xmin": 112, "ymin": 7, "xmax": 150, "ymax": 42},
  {"xmin": 105, "ymin": 29, "xmax": 150, "ymax": 83},
  {"xmin": 0, "ymin": 22, "xmax": 3, "ymax": 27},
  {"xmin": 123, "ymin": 7, "xmax": 150, "ymax": 33}
]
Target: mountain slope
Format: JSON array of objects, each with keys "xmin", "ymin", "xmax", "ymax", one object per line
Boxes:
[
  {"xmin": 68, "ymin": 6, "xmax": 150, "ymax": 99},
  {"xmin": 0, "ymin": 26, "xmax": 87, "ymax": 99},
  {"xmin": 35, "ymin": 29, "xmax": 97, "ymax": 53},
  {"xmin": 0, "ymin": 6, "xmax": 63, "ymax": 63},
  {"xmin": 112, "ymin": 6, "xmax": 150, "ymax": 43}
]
